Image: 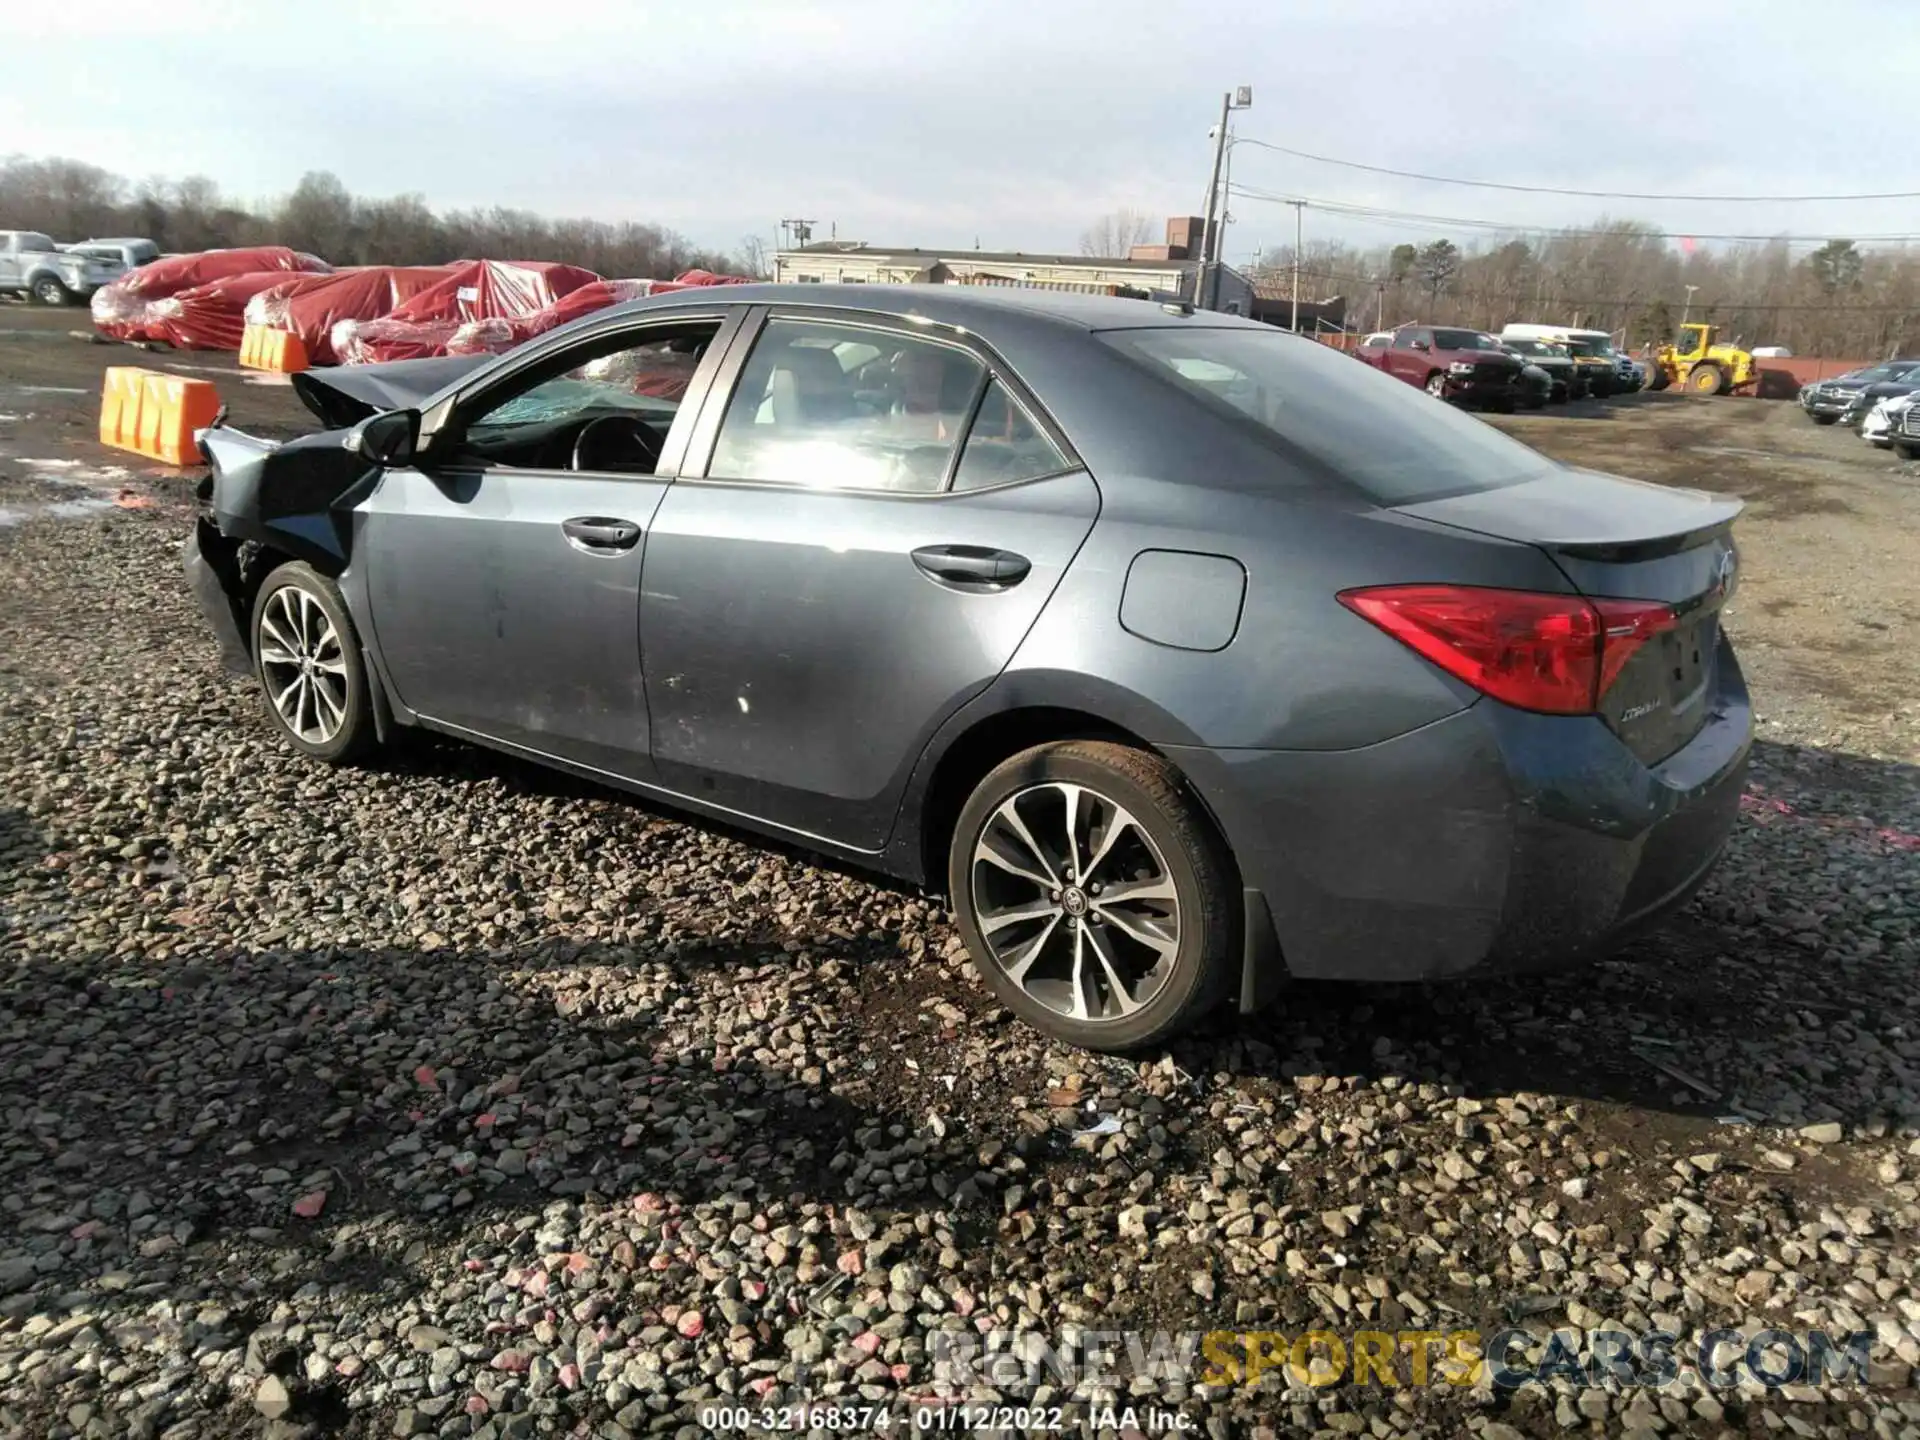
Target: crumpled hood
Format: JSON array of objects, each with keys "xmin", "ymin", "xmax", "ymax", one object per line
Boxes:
[{"xmin": 289, "ymin": 353, "xmax": 489, "ymax": 428}]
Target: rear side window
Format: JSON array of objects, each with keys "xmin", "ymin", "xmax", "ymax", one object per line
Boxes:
[
  {"xmin": 951, "ymin": 380, "xmax": 1070, "ymax": 491},
  {"xmin": 1100, "ymin": 326, "xmax": 1554, "ymax": 504}
]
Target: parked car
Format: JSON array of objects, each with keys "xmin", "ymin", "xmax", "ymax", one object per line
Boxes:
[
  {"xmin": 1501, "ymin": 325, "xmax": 1618, "ymax": 398},
  {"xmin": 66, "ymin": 237, "xmax": 160, "ymax": 270},
  {"xmin": 1499, "ymin": 338, "xmax": 1582, "ymax": 402},
  {"xmin": 1356, "ymin": 324, "xmax": 1526, "ymax": 409},
  {"xmin": 0, "ymin": 229, "xmax": 124, "ymax": 304},
  {"xmin": 186, "ymin": 286, "xmax": 1751, "ymax": 1052},
  {"xmin": 1508, "ymin": 355, "xmax": 1552, "ymax": 409},
  {"xmin": 1799, "ymin": 360, "xmax": 1920, "ymax": 425},
  {"xmin": 1862, "ymin": 391, "xmax": 1917, "ymax": 448},
  {"xmin": 1895, "ymin": 398, "xmax": 1920, "ymax": 461}
]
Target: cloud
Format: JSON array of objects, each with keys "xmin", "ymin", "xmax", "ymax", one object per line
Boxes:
[{"xmin": 2, "ymin": 0, "xmax": 1912, "ymax": 256}]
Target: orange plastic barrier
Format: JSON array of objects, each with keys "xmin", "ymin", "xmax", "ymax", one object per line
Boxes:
[
  {"xmin": 99, "ymin": 367, "xmax": 221, "ymax": 466},
  {"xmin": 239, "ymin": 323, "xmax": 309, "ymax": 373},
  {"xmin": 98, "ymin": 366, "xmax": 148, "ymax": 449}
]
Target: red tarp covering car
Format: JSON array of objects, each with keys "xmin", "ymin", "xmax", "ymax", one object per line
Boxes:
[
  {"xmin": 90, "ymin": 246, "xmax": 331, "ymax": 342},
  {"xmin": 439, "ymin": 271, "xmax": 755, "ymax": 358},
  {"xmin": 144, "ymin": 271, "xmax": 308, "ymax": 352},
  {"xmin": 332, "ymin": 259, "xmax": 600, "ymax": 365},
  {"xmin": 245, "ymin": 266, "xmax": 453, "ymax": 366}
]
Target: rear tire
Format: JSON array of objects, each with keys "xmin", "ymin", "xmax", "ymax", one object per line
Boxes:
[
  {"xmin": 30, "ymin": 276, "xmax": 70, "ymax": 306},
  {"xmin": 250, "ymin": 562, "xmax": 377, "ymax": 765},
  {"xmin": 948, "ymin": 741, "xmax": 1237, "ymax": 1053}
]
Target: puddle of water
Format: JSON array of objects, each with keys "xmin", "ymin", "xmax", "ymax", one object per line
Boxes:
[
  {"xmin": 2, "ymin": 385, "xmax": 88, "ymax": 396},
  {"xmin": 0, "ymin": 496, "xmax": 116, "ymax": 529},
  {"xmin": 14, "ymin": 458, "xmax": 136, "ymax": 485},
  {"xmin": 0, "ymin": 455, "xmax": 153, "ymax": 528}
]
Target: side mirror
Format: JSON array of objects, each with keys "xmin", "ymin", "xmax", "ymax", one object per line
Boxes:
[
  {"xmin": 349, "ymin": 409, "xmax": 420, "ymax": 466},
  {"xmin": 1410, "ymin": 338, "xmax": 1429, "ymax": 352}
]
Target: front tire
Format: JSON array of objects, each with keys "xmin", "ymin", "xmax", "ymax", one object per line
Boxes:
[
  {"xmin": 1690, "ymin": 364, "xmax": 1726, "ymax": 396},
  {"xmin": 1425, "ymin": 372, "xmax": 1447, "ymax": 399},
  {"xmin": 251, "ymin": 562, "xmax": 376, "ymax": 764},
  {"xmin": 1811, "ymin": 414, "xmax": 1838, "ymax": 425},
  {"xmin": 949, "ymin": 741, "xmax": 1237, "ymax": 1052}
]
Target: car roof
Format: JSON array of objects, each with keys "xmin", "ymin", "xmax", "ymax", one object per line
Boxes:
[{"xmin": 598, "ymin": 282, "xmax": 1271, "ymax": 335}]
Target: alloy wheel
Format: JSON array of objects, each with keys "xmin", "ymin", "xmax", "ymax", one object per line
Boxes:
[
  {"xmin": 258, "ymin": 586, "xmax": 349, "ymax": 745},
  {"xmin": 969, "ymin": 782, "xmax": 1181, "ymax": 1023}
]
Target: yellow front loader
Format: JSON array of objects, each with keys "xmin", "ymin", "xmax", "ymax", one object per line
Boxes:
[{"xmin": 1646, "ymin": 322, "xmax": 1759, "ymax": 395}]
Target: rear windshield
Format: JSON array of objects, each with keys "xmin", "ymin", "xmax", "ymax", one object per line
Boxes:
[
  {"xmin": 1432, "ymin": 328, "xmax": 1490, "ymax": 351},
  {"xmin": 1100, "ymin": 326, "xmax": 1555, "ymax": 504}
]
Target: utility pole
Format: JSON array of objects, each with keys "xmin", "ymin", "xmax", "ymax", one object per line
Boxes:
[
  {"xmin": 1196, "ymin": 85, "xmax": 1252, "ymax": 309},
  {"xmin": 1375, "ymin": 279, "xmax": 1385, "ymax": 333},
  {"xmin": 1288, "ymin": 199, "xmax": 1306, "ymax": 333}
]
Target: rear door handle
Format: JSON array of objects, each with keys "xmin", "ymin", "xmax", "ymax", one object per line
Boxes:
[
  {"xmin": 911, "ymin": 544, "xmax": 1031, "ymax": 590},
  {"xmin": 562, "ymin": 516, "xmax": 642, "ymax": 552}
]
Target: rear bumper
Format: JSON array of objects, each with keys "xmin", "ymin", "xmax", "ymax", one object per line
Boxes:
[{"xmin": 1174, "ymin": 638, "xmax": 1752, "ymax": 991}]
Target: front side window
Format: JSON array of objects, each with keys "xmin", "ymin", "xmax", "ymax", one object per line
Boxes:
[
  {"xmin": 1101, "ymin": 325, "xmax": 1555, "ymax": 504},
  {"xmin": 707, "ymin": 318, "xmax": 986, "ymax": 492},
  {"xmin": 454, "ymin": 323, "xmax": 719, "ymax": 473}
]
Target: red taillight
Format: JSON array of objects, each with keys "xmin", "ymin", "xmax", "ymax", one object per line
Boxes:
[{"xmin": 1337, "ymin": 585, "xmax": 1676, "ymax": 715}]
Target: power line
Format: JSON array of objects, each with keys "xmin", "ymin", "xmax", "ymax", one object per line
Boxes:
[
  {"xmin": 1226, "ymin": 185, "xmax": 1920, "ymax": 245},
  {"xmin": 1229, "ymin": 138, "xmax": 1920, "ymax": 203}
]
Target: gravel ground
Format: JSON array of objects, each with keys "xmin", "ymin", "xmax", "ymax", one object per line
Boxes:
[{"xmin": 2, "ymin": 319, "xmax": 1920, "ymax": 1438}]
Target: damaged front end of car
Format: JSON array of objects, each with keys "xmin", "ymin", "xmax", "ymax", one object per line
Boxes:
[{"xmin": 184, "ymin": 354, "xmax": 485, "ymax": 674}]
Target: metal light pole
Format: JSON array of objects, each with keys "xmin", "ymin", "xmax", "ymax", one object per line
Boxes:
[
  {"xmin": 1197, "ymin": 86, "xmax": 1252, "ymax": 309},
  {"xmin": 1288, "ymin": 199, "xmax": 1306, "ymax": 332},
  {"xmin": 1682, "ymin": 284, "xmax": 1699, "ymax": 327}
]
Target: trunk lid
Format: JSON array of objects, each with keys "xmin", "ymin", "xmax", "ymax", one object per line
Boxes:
[{"xmin": 1393, "ymin": 468, "xmax": 1742, "ymax": 764}]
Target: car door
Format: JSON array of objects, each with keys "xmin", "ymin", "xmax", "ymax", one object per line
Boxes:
[
  {"xmin": 1386, "ymin": 327, "xmax": 1430, "ymax": 386},
  {"xmin": 355, "ymin": 309, "xmax": 739, "ymax": 779},
  {"xmin": 639, "ymin": 309, "xmax": 1100, "ymax": 850}
]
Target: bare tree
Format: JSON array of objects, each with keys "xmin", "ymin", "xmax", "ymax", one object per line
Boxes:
[
  {"xmin": 1078, "ymin": 209, "xmax": 1156, "ymax": 258},
  {"xmin": 737, "ymin": 234, "xmax": 771, "ymax": 279}
]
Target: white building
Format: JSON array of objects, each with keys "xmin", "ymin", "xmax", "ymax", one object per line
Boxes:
[{"xmin": 771, "ymin": 218, "xmax": 1255, "ymax": 315}]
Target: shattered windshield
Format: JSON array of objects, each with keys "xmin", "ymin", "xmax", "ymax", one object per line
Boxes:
[{"xmin": 470, "ymin": 378, "xmax": 679, "ymax": 434}]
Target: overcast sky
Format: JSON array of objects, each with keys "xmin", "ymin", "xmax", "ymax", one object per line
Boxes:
[{"xmin": 5, "ymin": 0, "xmax": 1916, "ymax": 262}]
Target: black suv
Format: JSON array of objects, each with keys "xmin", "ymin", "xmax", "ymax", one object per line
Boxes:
[{"xmin": 1800, "ymin": 360, "xmax": 1920, "ymax": 426}]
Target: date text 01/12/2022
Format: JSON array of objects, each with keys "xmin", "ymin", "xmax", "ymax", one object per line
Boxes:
[{"xmin": 698, "ymin": 1403, "xmax": 1193, "ymax": 1431}]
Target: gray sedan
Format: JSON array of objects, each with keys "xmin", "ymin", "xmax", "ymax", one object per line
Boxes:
[{"xmin": 186, "ymin": 285, "xmax": 1751, "ymax": 1052}]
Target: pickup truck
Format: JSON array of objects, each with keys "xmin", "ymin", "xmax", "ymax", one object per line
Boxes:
[
  {"xmin": 1355, "ymin": 324, "xmax": 1525, "ymax": 410},
  {"xmin": 0, "ymin": 229, "xmax": 125, "ymax": 305}
]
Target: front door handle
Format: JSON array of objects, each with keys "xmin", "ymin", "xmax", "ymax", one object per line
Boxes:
[
  {"xmin": 562, "ymin": 516, "xmax": 642, "ymax": 552},
  {"xmin": 911, "ymin": 544, "xmax": 1031, "ymax": 590}
]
